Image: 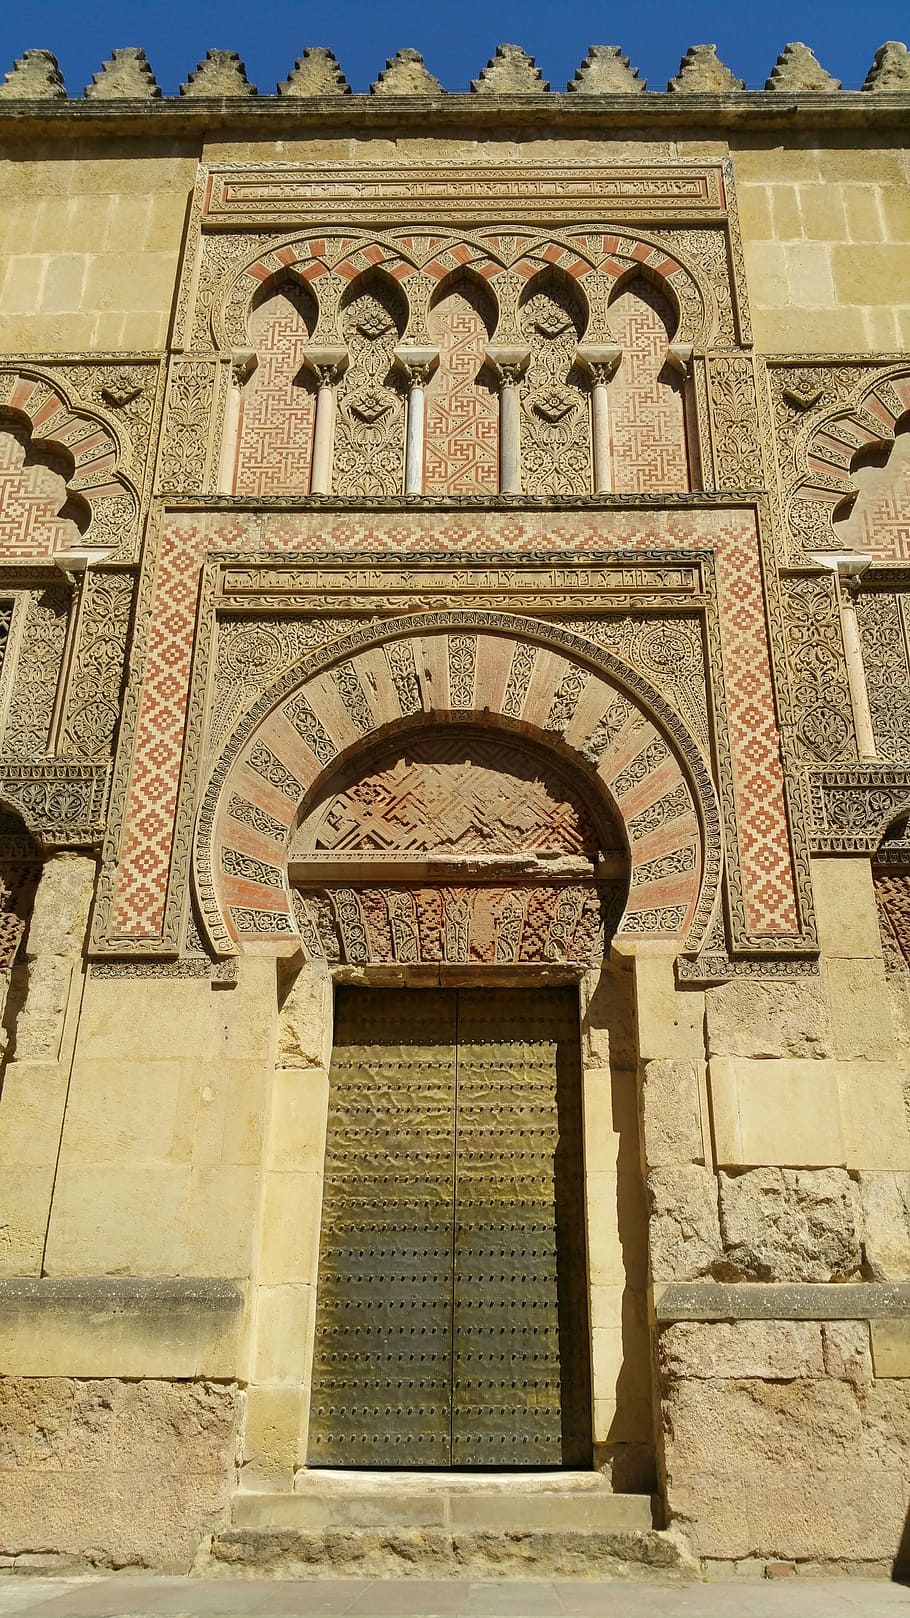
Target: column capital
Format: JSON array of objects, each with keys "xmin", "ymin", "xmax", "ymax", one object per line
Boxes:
[
  {"xmin": 807, "ymin": 550, "xmax": 874, "ymax": 595},
  {"xmin": 393, "ymin": 345, "xmax": 439, "ymax": 388},
  {"xmin": 485, "ymin": 345, "xmax": 530, "ymax": 387},
  {"xmin": 576, "ymin": 344, "xmax": 622, "ymax": 385},
  {"xmin": 230, "ymin": 347, "xmax": 258, "ymax": 385},
  {"xmin": 667, "ymin": 342, "xmax": 694, "ymax": 379},
  {"xmin": 303, "ymin": 347, "xmax": 349, "ymax": 386}
]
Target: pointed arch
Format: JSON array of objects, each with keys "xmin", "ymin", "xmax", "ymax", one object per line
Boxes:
[{"xmin": 193, "ymin": 613, "xmax": 722, "ymax": 959}]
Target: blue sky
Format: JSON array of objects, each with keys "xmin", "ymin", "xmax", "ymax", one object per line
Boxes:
[{"xmin": 1, "ymin": 0, "xmax": 907, "ymax": 96}]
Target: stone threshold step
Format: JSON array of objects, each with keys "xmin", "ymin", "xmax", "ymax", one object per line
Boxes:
[
  {"xmin": 208, "ymin": 1525, "xmax": 691, "ymax": 1581},
  {"xmin": 232, "ymin": 1483, "xmax": 654, "ymax": 1532}
]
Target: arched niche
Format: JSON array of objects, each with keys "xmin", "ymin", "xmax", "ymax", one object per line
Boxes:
[
  {"xmin": 332, "ymin": 269, "xmax": 408, "ymax": 496},
  {"xmin": 606, "ymin": 272, "xmax": 691, "ymax": 494},
  {"xmin": 233, "ymin": 275, "xmax": 319, "ymax": 496},
  {"xmin": 289, "ymin": 725, "xmax": 625, "ymax": 968},
  {"xmin": 0, "ymin": 419, "xmax": 89, "ymax": 557},
  {"xmin": 193, "ymin": 613, "xmax": 722, "ymax": 961},
  {"xmin": 424, "ymin": 272, "xmax": 498, "ymax": 495},
  {"xmin": 0, "ymin": 371, "xmax": 136, "ymax": 557},
  {"xmin": 790, "ymin": 369, "xmax": 910, "ymax": 552},
  {"xmin": 518, "ymin": 269, "xmax": 590, "ymax": 496},
  {"xmin": 834, "ymin": 414, "xmax": 910, "ymax": 562}
]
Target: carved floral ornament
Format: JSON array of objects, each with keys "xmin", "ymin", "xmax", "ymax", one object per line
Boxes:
[
  {"xmin": 785, "ymin": 365, "xmax": 910, "ymax": 551},
  {"xmin": 192, "ymin": 612, "xmax": 722, "ymax": 962},
  {"xmin": 212, "ymin": 230, "xmax": 717, "ymax": 358},
  {"xmin": 0, "ymin": 368, "xmax": 139, "ymax": 556}
]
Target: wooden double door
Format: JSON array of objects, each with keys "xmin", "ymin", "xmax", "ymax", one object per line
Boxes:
[{"xmin": 308, "ymin": 986, "xmax": 591, "ymax": 1468}]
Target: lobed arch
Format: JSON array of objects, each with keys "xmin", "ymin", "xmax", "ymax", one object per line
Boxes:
[
  {"xmin": 0, "ymin": 368, "xmax": 138, "ymax": 554},
  {"xmin": 215, "ymin": 230, "xmax": 712, "ymax": 355},
  {"xmin": 193, "ymin": 611, "xmax": 722, "ymax": 959},
  {"xmin": 427, "ymin": 264, "xmax": 499, "ymax": 333},
  {"xmin": 789, "ymin": 366, "xmax": 910, "ymax": 550}
]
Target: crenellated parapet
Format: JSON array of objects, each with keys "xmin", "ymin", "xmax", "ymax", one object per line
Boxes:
[{"xmin": 0, "ymin": 39, "xmax": 908, "ymax": 108}]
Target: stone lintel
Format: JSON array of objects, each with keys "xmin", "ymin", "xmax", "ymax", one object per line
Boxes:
[{"xmin": 656, "ymin": 1281, "xmax": 910, "ymax": 1321}]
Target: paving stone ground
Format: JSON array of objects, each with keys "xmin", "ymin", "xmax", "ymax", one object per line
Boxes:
[{"xmin": 0, "ymin": 1578, "xmax": 908, "ymax": 1618}]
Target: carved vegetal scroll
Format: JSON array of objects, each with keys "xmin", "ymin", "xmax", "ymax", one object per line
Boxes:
[
  {"xmin": 332, "ymin": 274, "xmax": 407, "ymax": 496},
  {"xmin": 519, "ymin": 275, "xmax": 589, "ymax": 496}
]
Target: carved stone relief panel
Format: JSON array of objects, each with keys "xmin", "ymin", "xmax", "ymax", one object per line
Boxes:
[
  {"xmin": 290, "ymin": 729, "xmax": 624, "ymax": 968},
  {"xmin": 565, "ymin": 614, "xmax": 708, "ymax": 748},
  {"xmin": 212, "ymin": 616, "xmax": 351, "ymax": 756},
  {"xmin": 519, "ymin": 276, "xmax": 590, "ymax": 496},
  {"xmin": 293, "ymin": 731, "xmax": 617, "ymax": 860},
  {"xmin": 332, "ymin": 277, "xmax": 407, "ymax": 496},
  {"xmin": 607, "ymin": 280, "xmax": 689, "ymax": 493},
  {"xmin": 1, "ymin": 586, "xmax": 68, "ymax": 759},
  {"xmin": 876, "ymin": 867, "xmax": 910, "ymax": 961},
  {"xmin": 424, "ymin": 282, "xmax": 498, "ymax": 495},
  {"xmin": 855, "ymin": 587, "xmax": 910, "ymax": 762},
  {"xmin": 60, "ymin": 572, "xmax": 133, "ymax": 761},
  {"xmin": 780, "ymin": 573, "xmax": 855, "ymax": 764},
  {"xmin": 295, "ymin": 882, "xmax": 620, "ymax": 968},
  {"xmin": 233, "ymin": 281, "xmax": 318, "ymax": 496}
]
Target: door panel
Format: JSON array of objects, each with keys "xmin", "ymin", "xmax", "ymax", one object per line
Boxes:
[
  {"xmin": 308, "ymin": 985, "xmax": 590, "ymax": 1468},
  {"xmin": 307, "ymin": 988, "xmax": 457, "ymax": 1466},
  {"xmin": 452, "ymin": 988, "xmax": 589, "ymax": 1466}
]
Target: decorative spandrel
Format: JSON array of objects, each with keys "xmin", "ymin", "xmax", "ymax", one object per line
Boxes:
[
  {"xmin": 307, "ymin": 988, "xmax": 457, "ymax": 1466},
  {"xmin": 309, "ymin": 986, "xmax": 591, "ymax": 1469}
]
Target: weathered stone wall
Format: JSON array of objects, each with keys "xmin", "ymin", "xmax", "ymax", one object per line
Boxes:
[
  {"xmin": 659, "ymin": 1320, "xmax": 910, "ymax": 1569},
  {"xmin": 0, "ymin": 1376, "xmax": 241, "ymax": 1570}
]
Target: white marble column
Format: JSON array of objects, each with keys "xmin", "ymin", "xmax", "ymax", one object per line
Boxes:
[
  {"xmin": 486, "ymin": 345, "xmax": 530, "ymax": 495},
  {"xmin": 394, "ymin": 346, "xmax": 439, "ymax": 495},
  {"xmin": 577, "ymin": 345, "xmax": 621, "ymax": 494},
  {"xmin": 810, "ymin": 551, "xmax": 876, "ymax": 760},
  {"xmin": 304, "ymin": 347, "xmax": 348, "ymax": 496}
]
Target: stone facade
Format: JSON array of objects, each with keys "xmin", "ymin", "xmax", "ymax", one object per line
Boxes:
[{"xmin": 0, "ymin": 40, "xmax": 909, "ymax": 1577}]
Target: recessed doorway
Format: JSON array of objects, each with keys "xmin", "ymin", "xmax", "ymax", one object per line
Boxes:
[{"xmin": 308, "ymin": 985, "xmax": 591, "ymax": 1468}]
